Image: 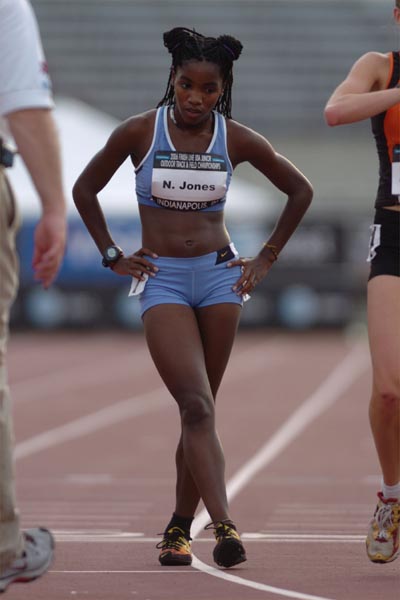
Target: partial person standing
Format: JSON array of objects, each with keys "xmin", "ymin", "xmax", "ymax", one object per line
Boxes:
[
  {"xmin": 324, "ymin": 2, "xmax": 400, "ymax": 565},
  {"xmin": 73, "ymin": 26, "xmax": 313, "ymax": 569},
  {"xmin": 0, "ymin": 0, "xmax": 66, "ymax": 592}
]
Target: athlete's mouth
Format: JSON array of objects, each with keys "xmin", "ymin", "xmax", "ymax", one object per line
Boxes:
[{"xmin": 184, "ymin": 108, "xmax": 202, "ymax": 117}]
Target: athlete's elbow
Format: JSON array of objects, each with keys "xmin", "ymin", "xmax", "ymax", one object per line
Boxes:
[
  {"xmin": 72, "ymin": 176, "xmax": 94, "ymax": 212},
  {"xmin": 324, "ymin": 105, "xmax": 341, "ymax": 127},
  {"xmin": 302, "ymin": 182, "xmax": 313, "ymax": 210},
  {"xmin": 72, "ymin": 178, "xmax": 85, "ymax": 208},
  {"xmin": 292, "ymin": 180, "xmax": 313, "ymax": 213}
]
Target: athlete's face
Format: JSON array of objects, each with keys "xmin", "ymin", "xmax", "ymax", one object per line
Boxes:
[
  {"xmin": 394, "ymin": 7, "xmax": 400, "ymax": 24},
  {"xmin": 172, "ymin": 60, "xmax": 224, "ymax": 126}
]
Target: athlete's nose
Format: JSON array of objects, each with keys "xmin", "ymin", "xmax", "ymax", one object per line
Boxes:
[{"xmin": 187, "ymin": 92, "xmax": 202, "ymax": 107}]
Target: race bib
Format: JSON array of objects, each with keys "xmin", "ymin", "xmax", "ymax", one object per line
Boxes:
[{"xmin": 151, "ymin": 150, "xmax": 228, "ymax": 210}]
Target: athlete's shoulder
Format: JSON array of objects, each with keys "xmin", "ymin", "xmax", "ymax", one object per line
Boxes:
[
  {"xmin": 225, "ymin": 118, "xmax": 274, "ymax": 166},
  {"xmin": 352, "ymin": 51, "xmax": 390, "ymax": 79},
  {"xmin": 334, "ymin": 51, "xmax": 390, "ymax": 93},
  {"xmin": 102, "ymin": 108, "xmax": 158, "ymax": 162},
  {"xmin": 227, "ymin": 118, "xmax": 273, "ymax": 148},
  {"xmin": 109, "ymin": 109, "xmax": 158, "ymax": 146},
  {"xmin": 355, "ymin": 51, "xmax": 392, "ymax": 69},
  {"xmin": 119, "ymin": 108, "xmax": 159, "ymax": 135},
  {"xmin": 225, "ymin": 118, "xmax": 259, "ymax": 143},
  {"xmin": 357, "ymin": 51, "xmax": 390, "ymax": 64}
]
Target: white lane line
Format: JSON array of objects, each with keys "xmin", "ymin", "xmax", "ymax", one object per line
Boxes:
[
  {"xmin": 50, "ymin": 533, "xmax": 365, "ymax": 544},
  {"xmin": 190, "ymin": 561, "xmax": 331, "ymax": 600},
  {"xmin": 50, "ymin": 570, "xmax": 203, "ymax": 574},
  {"xmin": 14, "ymin": 339, "xmax": 282, "ymax": 461},
  {"xmin": 11, "ymin": 349, "xmax": 152, "ymax": 405},
  {"xmin": 12, "ymin": 336, "xmax": 276, "ymax": 404},
  {"xmin": 14, "ymin": 388, "xmax": 170, "ymax": 460},
  {"xmin": 241, "ymin": 532, "xmax": 365, "ymax": 542},
  {"xmin": 24, "ymin": 341, "xmax": 368, "ymax": 595},
  {"xmin": 190, "ymin": 342, "xmax": 369, "ymax": 600}
]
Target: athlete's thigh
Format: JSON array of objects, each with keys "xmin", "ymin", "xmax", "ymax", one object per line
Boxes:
[
  {"xmin": 367, "ymin": 275, "xmax": 400, "ymax": 390},
  {"xmin": 142, "ymin": 304, "xmax": 212, "ymax": 399},
  {"xmin": 195, "ymin": 303, "xmax": 242, "ymax": 398}
]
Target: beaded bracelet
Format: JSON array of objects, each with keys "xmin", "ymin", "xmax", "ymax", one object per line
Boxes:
[{"xmin": 263, "ymin": 243, "xmax": 279, "ymax": 261}]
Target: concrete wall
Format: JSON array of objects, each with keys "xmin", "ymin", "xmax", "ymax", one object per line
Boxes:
[{"xmin": 31, "ymin": 0, "xmax": 395, "ymax": 133}]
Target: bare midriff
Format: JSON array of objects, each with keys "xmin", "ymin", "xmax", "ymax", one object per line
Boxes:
[
  {"xmin": 139, "ymin": 204, "xmax": 231, "ymax": 257},
  {"xmin": 383, "ymin": 204, "xmax": 400, "ymax": 211}
]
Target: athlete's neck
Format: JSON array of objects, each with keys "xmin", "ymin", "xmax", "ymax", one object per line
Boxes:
[{"xmin": 170, "ymin": 105, "xmax": 214, "ymax": 133}]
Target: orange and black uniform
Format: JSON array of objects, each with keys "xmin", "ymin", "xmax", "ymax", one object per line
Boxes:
[
  {"xmin": 371, "ymin": 51, "xmax": 400, "ymax": 208},
  {"xmin": 368, "ymin": 51, "xmax": 400, "ymax": 280}
]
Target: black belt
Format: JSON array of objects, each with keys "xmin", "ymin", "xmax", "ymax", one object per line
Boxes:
[{"xmin": 0, "ymin": 139, "xmax": 15, "ymax": 167}]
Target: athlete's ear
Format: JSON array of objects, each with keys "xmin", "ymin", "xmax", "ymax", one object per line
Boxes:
[{"xmin": 170, "ymin": 67, "xmax": 176, "ymax": 84}]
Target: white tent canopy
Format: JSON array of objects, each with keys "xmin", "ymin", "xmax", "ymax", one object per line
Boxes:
[{"xmin": 8, "ymin": 96, "xmax": 273, "ymax": 220}]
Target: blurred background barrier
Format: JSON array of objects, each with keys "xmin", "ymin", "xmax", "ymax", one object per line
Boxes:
[
  {"xmin": 10, "ymin": 212, "xmax": 370, "ymax": 330},
  {"xmin": 9, "ymin": 0, "xmax": 396, "ymax": 330}
]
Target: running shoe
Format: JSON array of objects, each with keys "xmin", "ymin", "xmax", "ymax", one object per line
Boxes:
[
  {"xmin": 157, "ymin": 526, "xmax": 192, "ymax": 566},
  {"xmin": 205, "ymin": 520, "xmax": 247, "ymax": 568},
  {"xmin": 366, "ymin": 492, "xmax": 400, "ymax": 563},
  {"xmin": 0, "ymin": 528, "xmax": 55, "ymax": 593}
]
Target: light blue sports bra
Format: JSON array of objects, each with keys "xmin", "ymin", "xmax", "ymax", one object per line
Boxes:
[{"xmin": 135, "ymin": 106, "xmax": 233, "ymax": 212}]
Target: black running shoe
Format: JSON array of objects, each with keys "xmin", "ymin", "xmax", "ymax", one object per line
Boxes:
[
  {"xmin": 156, "ymin": 526, "xmax": 192, "ymax": 566},
  {"xmin": 205, "ymin": 520, "xmax": 247, "ymax": 568}
]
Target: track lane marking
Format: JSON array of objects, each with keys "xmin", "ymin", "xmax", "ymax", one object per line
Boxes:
[
  {"xmin": 50, "ymin": 570, "xmax": 203, "ymax": 574},
  {"xmin": 14, "ymin": 339, "xmax": 283, "ymax": 461},
  {"xmin": 190, "ymin": 342, "xmax": 369, "ymax": 600},
  {"xmin": 49, "ymin": 533, "xmax": 365, "ymax": 543},
  {"xmin": 14, "ymin": 337, "xmax": 369, "ymax": 597},
  {"xmin": 14, "ymin": 388, "xmax": 170, "ymax": 460},
  {"xmin": 10, "ymin": 348, "xmax": 153, "ymax": 405},
  {"xmin": 11, "ymin": 336, "xmax": 279, "ymax": 405}
]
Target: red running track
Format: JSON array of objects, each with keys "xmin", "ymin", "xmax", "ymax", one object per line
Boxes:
[{"xmin": 5, "ymin": 330, "xmax": 399, "ymax": 600}]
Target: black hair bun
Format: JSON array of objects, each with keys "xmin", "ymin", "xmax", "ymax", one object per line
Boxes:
[
  {"xmin": 217, "ymin": 35, "xmax": 243, "ymax": 61},
  {"xmin": 163, "ymin": 27, "xmax": 196, "ymax": 54}
]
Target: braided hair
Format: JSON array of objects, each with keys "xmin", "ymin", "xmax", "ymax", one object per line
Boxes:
[{"xmin": 157, "ymin": 27, "xmax": 243, "ymax": 119}]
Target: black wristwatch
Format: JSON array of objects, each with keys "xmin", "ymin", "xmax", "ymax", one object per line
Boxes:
[{"xmin": 102, "ymin": 245, "xmax": 123, "ymax": 268}]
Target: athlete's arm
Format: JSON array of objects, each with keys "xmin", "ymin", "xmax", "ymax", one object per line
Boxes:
[
  {"xmin": 225, "ymin": 122, "xmax": 312, "ymax": 299},
  {"xmin": 324, "ymin": 52, "xmax": 400, "ymax": 126},
  {"xmin": 72, "ymin": 113, "xmax": 150, "ymax": 254},
  {"xmin": 229, "ymin": 121, "xmax": 313, "ymax": 256}
]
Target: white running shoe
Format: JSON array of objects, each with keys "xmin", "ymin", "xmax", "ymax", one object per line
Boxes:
[
  {"xmin": 0, "ymin": 528, "xmax": 54, "ymax": 593},
  {"xmin": 366, "ymin": 492, "xmax": 400, "ymax": 563}
]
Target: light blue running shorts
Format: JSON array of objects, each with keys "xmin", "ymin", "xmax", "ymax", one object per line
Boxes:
[{"xmin": 129, "ymin": 243, "xmax": 244, "ymax": 317}]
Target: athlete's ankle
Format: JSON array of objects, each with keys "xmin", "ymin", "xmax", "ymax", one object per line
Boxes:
[
  {"xmin": 382, "ymin": 480, "xmax": 400, "ymax": 501},
  {"xmin": 165, "ymin": 512, "xmax": 194, "ymax": 538}
]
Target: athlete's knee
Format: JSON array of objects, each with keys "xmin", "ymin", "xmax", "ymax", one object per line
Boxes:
[
  {"xmin": 372, "ymin": 385, "xmax": 400, "ymax": 417},
  {"xmin": 178, "ymin": 391, "xmax": 214, "ymax": 428}
]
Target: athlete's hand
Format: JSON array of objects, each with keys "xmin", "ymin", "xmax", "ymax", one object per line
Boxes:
[
  {"xmin": 111, "ymin": 247, "xmax": 159, "ymax": 278},
  {"xmin": 227, "ymin": 254, "xmax": 273, "ymax": 296}
]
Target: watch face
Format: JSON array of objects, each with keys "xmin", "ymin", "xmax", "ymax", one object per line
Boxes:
[{"xmin": 107, "ymin": 247, "xmax": 119, "ymax": 260}]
